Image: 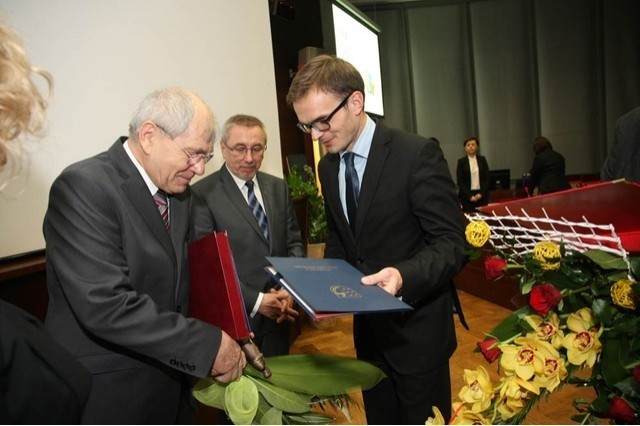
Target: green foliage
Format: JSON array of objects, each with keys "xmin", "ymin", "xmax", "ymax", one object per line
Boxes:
[
  {"xmin": 193, "ymin": 353, "xmax": 386, "ymax": 425},
  {"xmin": 286, "ymin": 165, "xmax": 327, "ymax": 244}
]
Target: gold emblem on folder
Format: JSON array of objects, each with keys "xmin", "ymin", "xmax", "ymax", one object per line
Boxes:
[{"xmin": 330, "ymin": 285, "xmax": 362, "ymax": 299}]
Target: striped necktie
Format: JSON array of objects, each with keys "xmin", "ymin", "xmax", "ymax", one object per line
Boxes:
[
  {"xmin": 245, "ymin": 180, "xmax": 269, "ymax": 241},
  {"xmin": 154, "ymin": 190, "xmax": 170, "ymax": 230}
]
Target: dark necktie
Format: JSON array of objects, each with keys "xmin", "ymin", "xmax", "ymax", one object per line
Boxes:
[
  {"xmin": 245, "ymin": 180, "xmax": 269, "ymax": 241},
  {"xmin": 344, "ymin": 151, "xmax": 359, "ymax": 233},
  {"xmin": 154, "ymin": 190, "xmax": 170, "ymax": 230}
]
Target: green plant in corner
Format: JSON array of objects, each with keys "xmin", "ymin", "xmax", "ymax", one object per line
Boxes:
[{"xmin": 286, "ymin": 164, "xmax": 327, "ymax": 244}]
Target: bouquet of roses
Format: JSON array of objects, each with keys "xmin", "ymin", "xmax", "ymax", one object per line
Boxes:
[{"xmin": 428, "ymin": 214, "xmax": 640, "ymax": 425}]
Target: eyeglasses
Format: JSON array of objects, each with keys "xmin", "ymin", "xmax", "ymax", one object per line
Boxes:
[
  {"xmin": 154, "ymin": 123, "xmax": 214, "ymax": 165},
  {"xmin": 296, "ymin": 93, "xmax": 352, "ymax": 134},
  {"xmin": 222, "ymin": 142, "xmax": 267, "ymax": 157}
]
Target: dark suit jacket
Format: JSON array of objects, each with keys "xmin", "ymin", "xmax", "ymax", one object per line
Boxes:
[
  {"xmin": 0, "ymin": 300, "xmax": 91, "ymax": 423},
  {"xmin": 456, "ymin": 155, "xmax": 490, "ymax": 209},
  {"xmin": 601, "ymin": 105, "xmax": 640, "ymax": 183},
  {"xmin": 529, "ymin": 147, "xmax": 571, "ymax": 195},
  {"xmin": 191, "ymin": 165, "xmax": 304, "ymax": 354},
  {"xmin": 318, "ymin": 121, "xmax": 466, "ymax": 375},
  {"xmin": 43, "ymin": 138, "xmax": 221, "ymax": 424}
]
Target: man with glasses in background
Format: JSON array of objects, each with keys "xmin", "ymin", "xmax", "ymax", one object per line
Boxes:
[
  {"xmin": 287, "ymin": 55, "xmax": 466, "ymax": 425},
  {"xmin": 43, "ymin": 87, "xmax": 246, "ymax": 423},
  {"xmin": 192, "ymin": 114, "xmax": 303, "ymax": 358}
]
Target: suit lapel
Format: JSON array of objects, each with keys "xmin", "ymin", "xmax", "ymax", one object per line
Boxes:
[
  {"xmin": 354, "ymin": 123, "xmax": 390, "ymax": 237},
  {"xmin": 108, "ymin": 141, "xmax": 176, "ymax": 261},
  {"xmin": 324, "ymin": 153, "xmax": 351, "ymax": 235}
]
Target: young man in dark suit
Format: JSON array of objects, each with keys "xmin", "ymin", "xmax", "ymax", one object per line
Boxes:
[
  {"xmin": 43, "ymin": 88, "xmax": 246, "ymax": 423},
  {"xmin": 286, "ymin": 55, "xmax": 467, "ymax": 425},
  {"xmin": 191, "ymin": 114, "xmax": 302, "ymax": 356}
]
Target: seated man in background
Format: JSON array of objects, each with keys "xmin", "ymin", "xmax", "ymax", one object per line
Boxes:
[
  {"xmin": 192, "ymin": 114, "xmax": 303, "ymax": 357},
  {"xmin": 528, "ymin": 136, "xmax": 571, "ymax": 195}
]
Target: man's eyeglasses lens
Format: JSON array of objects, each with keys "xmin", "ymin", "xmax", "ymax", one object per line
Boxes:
[
  {"xmin": 224, "ymin": 143, "xmax": 266, "ymax": 156},
  {"xmin": 297, "ymin": 94, "xmax": 351, "ymax": 134},
  {"xmin": 154, "ymin": 123, "xmax": 213, "ymax": 165}
]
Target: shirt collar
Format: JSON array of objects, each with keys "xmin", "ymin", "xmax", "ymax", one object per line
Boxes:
[
  {"xmin": 123, "ymin": 140, "xmax": 158, "ymax": 196},
  {"xmin": 341, "ymin": 114, "xmax": 376, "ymax": 159}
]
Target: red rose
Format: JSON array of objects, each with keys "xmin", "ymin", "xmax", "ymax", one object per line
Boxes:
[
  {"xmin": 608, "ymin": 397, "xmax": 636, "ymax": 424},
  {"xmin": 477, "ymin": 338, "xmax": 501, "ymax": 363},
  {"xmin": 484, "ymin": 256, "xmax": 507, "ymax": 280},
  {"xmin": 632, "ymin": 365, "xmax": 640, "ymax": 383},
  {"xmin": 529, "ymin": 283, "xmax": 562, "ymax": 315}
]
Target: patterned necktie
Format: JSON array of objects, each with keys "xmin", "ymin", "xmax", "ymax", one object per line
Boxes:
[
  {"xmin": 245, "ymin": 180, "xmax": 269, "ymax": 241},
  {"xmin": 154, "ymin": 190, "xmax": 170, "ymax": 230},
  {"xmin": 344, "ymin": 151, "xmax": 359, "ymax": 233}
]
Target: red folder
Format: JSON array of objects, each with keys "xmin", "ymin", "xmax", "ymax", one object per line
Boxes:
[
  {"xmin": 188, "ymin": 231, "xmax": 251, "ymax": 340},
  {"xmin": 479, "ymin": 179, "xmax": 640, "ymax": 253}
]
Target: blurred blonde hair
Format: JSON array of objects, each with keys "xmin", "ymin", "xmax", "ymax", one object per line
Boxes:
[{"xmin": 0, "ymin": 22, "xmax": 53, "ymax": 189}]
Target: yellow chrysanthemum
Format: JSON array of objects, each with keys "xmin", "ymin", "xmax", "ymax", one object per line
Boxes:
[
  {"xmin": 524, "ymin": 312, "xmax": 565, "ymax": 349},
  {"xmin": 562, "ymin": 308, "xmax": 602, "ymax": 368},
  {"xmin": 611, "ymin": 278, "xmax": 638, "ymax": 310},
  {"xmin": 532, "ymin": 340, "xmax": 568, "ymax": 392},
  {"xmin": 465, "ymin": 220, "xmax": 491, "ymax": 247},
  {"xmin": 533, "ymin": 241, "xmax": 561, "ymax": 270},
  {"xmin": 449, "ymin": 402, "xmax": 492, "ymax": 425},
  {"xmin": 458, "ymin": 366, "xmax": 494, "ymax": 413},
  {"xmin": 499, "ymin": 336, "xmax": 546, "ymax": 381},
  {"xmin": 425, "ymin": 406, "xmax": 445, "ymax": 425}
]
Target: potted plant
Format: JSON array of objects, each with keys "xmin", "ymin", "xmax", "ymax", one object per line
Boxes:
[{"xmin": 287, "ymin": 164, "xmax": 327, "ymax": 257}]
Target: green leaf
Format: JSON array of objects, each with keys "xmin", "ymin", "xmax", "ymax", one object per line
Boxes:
[
  {"xmin": 582, "ymin": 250, "xmax": 628, "ymax": 270},
  {"xmin": 261, "ymin": 407, "xmax": 283, "ymax": 425},
  {"xmin": 520, "ymin": 278, "xmax": 535, "ymax": 295},
  {"xmin": 629, "ymin": 256, "xmax": 640, "ymax": 277},
  {"xmin": 600, "ymin": 336, "xmax": 630, "ymax": 387},
  {"xmin": 247, "ymin": 375, "xmax": 312, "ymax": 413},
  {"xmin": 283, "ymin": 412, "xmax": 336, "ymax": 424},
  {"xmin": 486, "ymin": 306, "xmax": 530, "ymax": 342},
  {"xmin": 192, "ymin": 377, "xmax": 226, "ymax": 410},
  {"xmin": 254, "ymin": 393, "xmax": 279, "ymax": 425},
  {"xmin": 244, "ymin": 354, "xmax": 386, "ymax": 395},
  {"xmin": 224, "ymin": 376, "xmax": 259, "ymax": 425},
  {"xmin": 591, "ymin": 298, "xmax": 613, "ymax": 325}
]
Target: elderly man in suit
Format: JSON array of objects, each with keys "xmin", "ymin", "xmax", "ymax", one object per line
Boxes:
[
  {"xmin": 286, "ymin": 55, "xmax": 467, "ymax": 425},
  {"xmin": 192, "ymin": 114, "xmax": 303, "ymax": 357},
  {"xmin": 43, "ymin": 88, "xmax": 246, "ymax": 424}
]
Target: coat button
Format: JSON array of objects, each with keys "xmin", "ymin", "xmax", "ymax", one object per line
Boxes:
[
  {"xmin": 356, "ymin": 257, "xmax": 364, "ymax": 264},
  {"xmin": 176, "ymin": 305, "xmax": 182, "ymax": 313}
]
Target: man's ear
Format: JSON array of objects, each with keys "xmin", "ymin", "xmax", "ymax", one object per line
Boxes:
[
  {"xmin": 350, "ymin": 91, "xmax": 366, "ymax": 115},
  {"xmin": 137, "ymin": 121, "xmax": 156, "ymax": 155}
]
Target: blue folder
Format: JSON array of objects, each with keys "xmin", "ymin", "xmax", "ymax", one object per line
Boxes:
[{"xmin": 265, "ymin": 257, "xmax": 413, "ymax": 320}]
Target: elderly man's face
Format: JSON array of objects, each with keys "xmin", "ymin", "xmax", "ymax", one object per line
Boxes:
[{"xmin": 145, "ymin": 103, "xmax": 213, "ymax": 195}]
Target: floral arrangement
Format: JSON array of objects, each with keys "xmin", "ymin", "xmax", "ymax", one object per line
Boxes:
[
  {"xmin": 193, "ymin": 353, "xmax": 385, "ymax": 424},
  {"xmin": 428, "ymin": 211, "xmax": 640, "ymax": 424}
]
